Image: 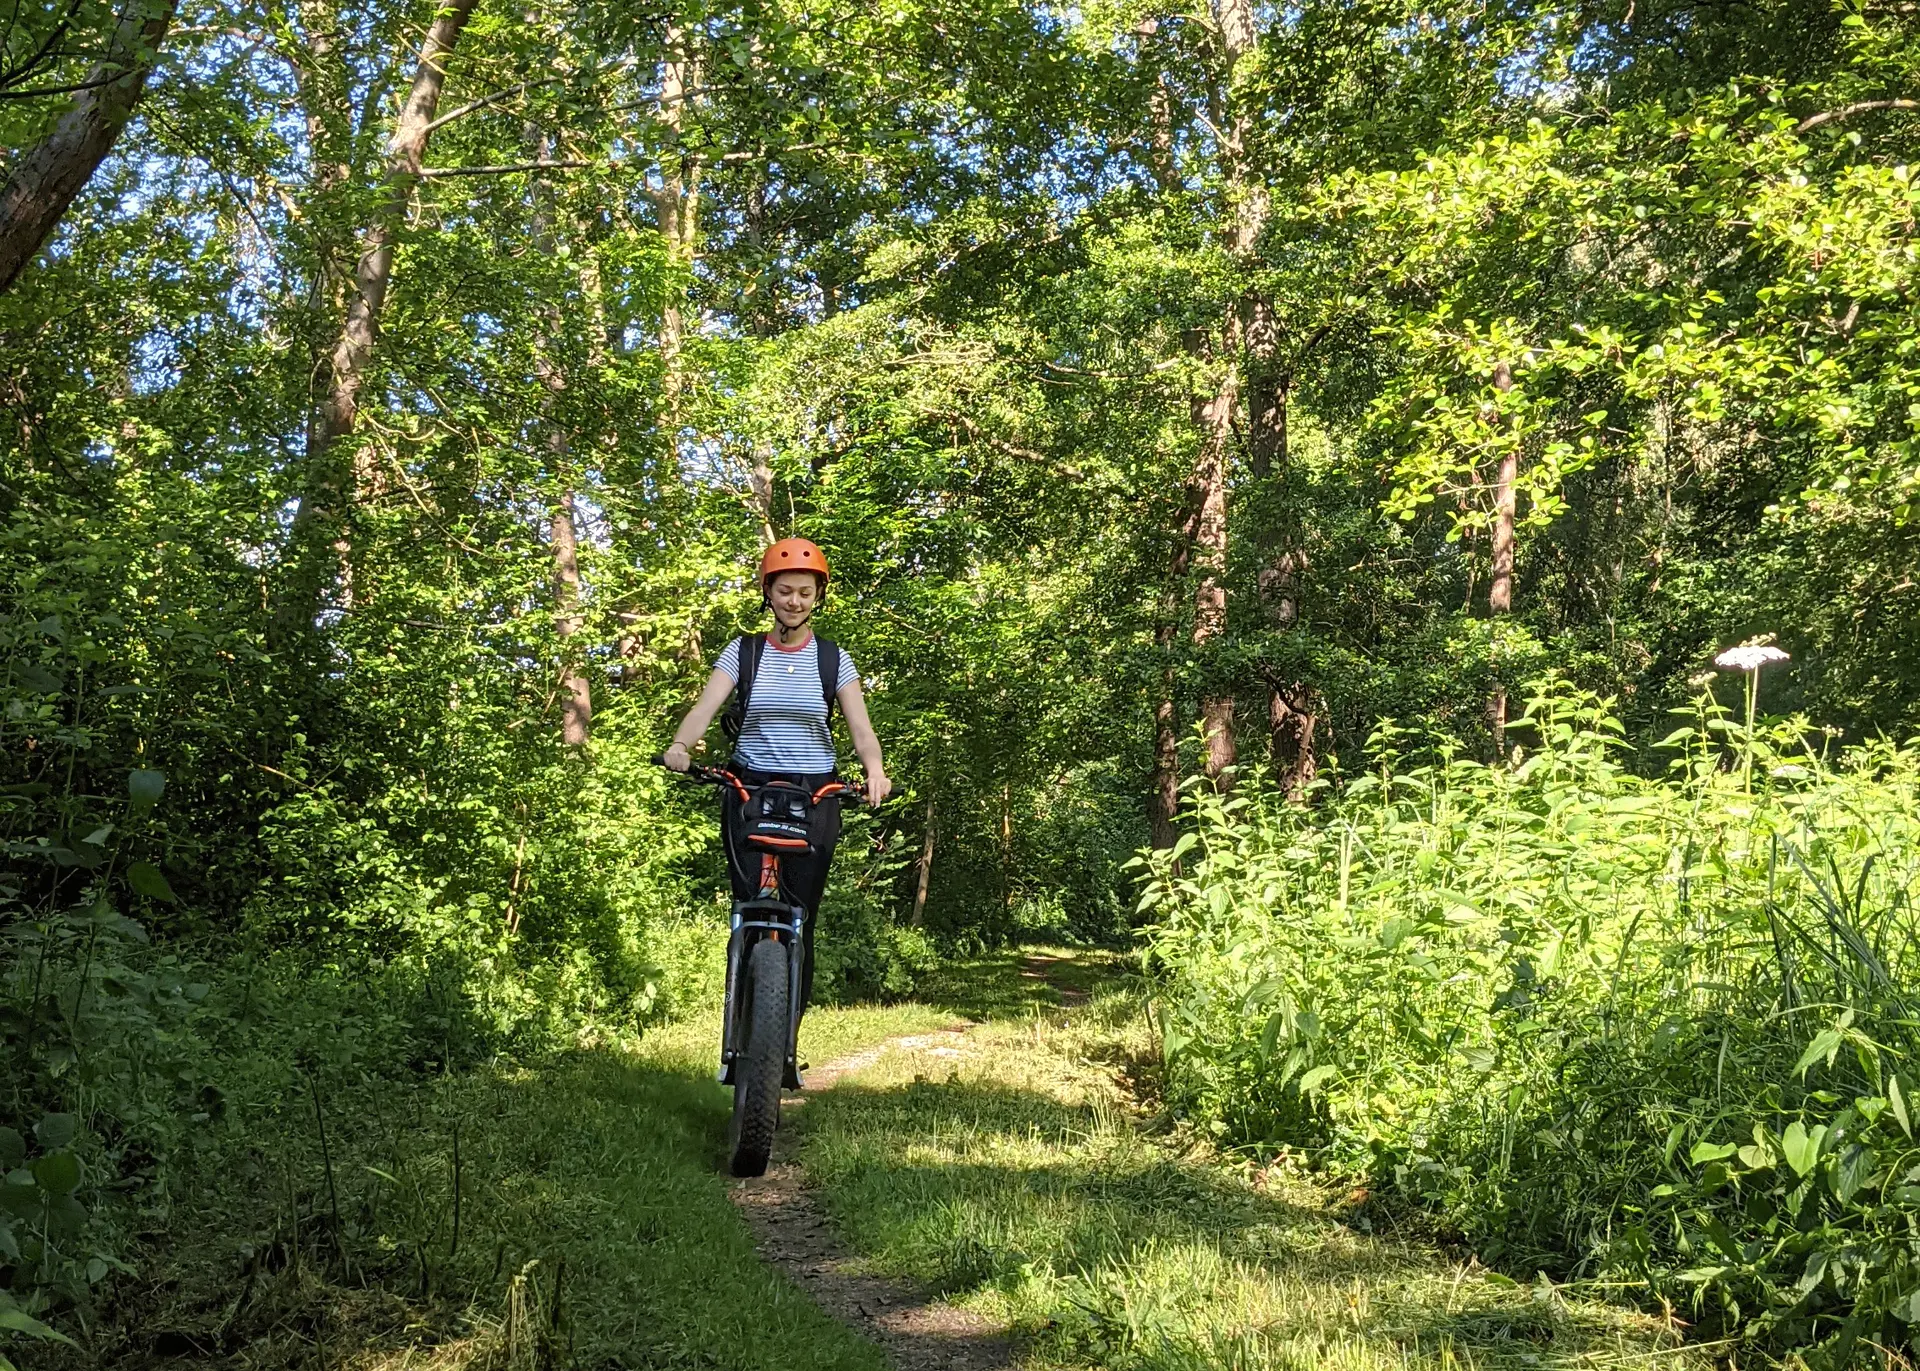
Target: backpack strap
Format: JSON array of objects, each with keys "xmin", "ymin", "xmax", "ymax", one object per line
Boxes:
[
  {"xmin": 816, "ymin": 637, "xmax": 842, "ymax": 722},
  {"xmin": 722, "ymin": 634, "xmax": 766, "ymax": 742},
  {"xmin": 739, "ymin": 633, "xmax": 766, "ymax": 712}
]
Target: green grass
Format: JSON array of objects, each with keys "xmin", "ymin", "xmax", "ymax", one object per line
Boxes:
[
  {"xmin": 75, "ymin": 998, "xmax": 955, "ymax": 1370},
  {"xmin": 796, "ymin": 962, "xmax": 1710, "ymax": 1371},
  {"xmin": 59, "ymin": 946, "xmax": 1712, "ymax": 1370}
]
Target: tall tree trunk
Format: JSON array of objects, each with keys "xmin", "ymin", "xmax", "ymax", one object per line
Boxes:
[
  {"xmin": 290, "ymin": 0, "xmax": 356, "ymax": 450},
  {"xmin": 909, "ymin": 798, "xmax": 936, "ymax": 928},
  {"xmin": 1184, "ymin": 0, "xmax": 1267, "ymax": 787},
  {"xmin": 0, "ymin": 0, "xmax": 180, "ymax": 293},
  {"xmin": 528, "ymin": 129, "xmax": 592, "ymax": 747},
  {"xmin": 1189, "ymin": 348, "xmax": 1239, "ymax": 783},
  {"xmin": 1260, "ymin": 545, "xmax": 1318, "ymax": 801},
  {"xmin": 1247, "ymin": 294, "xmax": 1318, "ymax": 797},
  {"xmin": 281, "ymin": 0, "xmax": 477, "ymax": 625},
  {"xmin": 1488, "ymin": 359, "xmax": 1517, "ymax": 756},
  {"xmin": 550, "ymin": 492, "xmax": 591, "ymax": 746},
  {"xmin": 1150, "ymin": 655, "xmax": 1181, "ymax": 850},
  {"xmin": 749, "ymin": 454, "xmax": 777, "ymax": 544},
  {"xmin": 999, "ymin": 782, "xmax": 1012, "ymax": 925},
  {"xmin": 653, "ymin": 28, "xmax": 702, "ymax": 427},
  {"xmin": 1244, "ymin": 295, "xmax": 1286, "ymax": 478},
  {"xmin": 1133, "ymin": 17, "xmax": 1177, "ymax": 192},
  {"xmin": 1149, "ymin": 499, "xmax": 1196, "ymax": 849}
]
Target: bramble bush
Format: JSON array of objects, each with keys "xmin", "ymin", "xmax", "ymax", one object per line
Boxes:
[{"xmin": 1140, "ymin": 674, "xmax": 1920, "ymax": 1365}]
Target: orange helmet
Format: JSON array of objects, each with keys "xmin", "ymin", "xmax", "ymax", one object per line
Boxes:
[{"xmin": 759, "ymin": 538, "xmax": 830, "ymax": 587}]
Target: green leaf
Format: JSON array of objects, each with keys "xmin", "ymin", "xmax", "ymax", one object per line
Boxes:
[
  {"xmin": 0, "ymin": 1130, "xmax": 20, "ymax": 1170},
  {"xmin": 31, "ymin": 1152, "xmax": 81, "ymax": 1197},
  {"xmin": 126, "ymin": 861, "xmax": 176, "ymax": 903},
  {"xmin": 1794, "ymin": 1028, "xmax": 1843, "ymax": 1080},
  {"xmin": 127, "ymin": 768, "xmax": 166, "ymax": 811},
  {"xmin": 1168, "ymin": 832, "xmax": 1197, "ymax": 861},
  {"xmin": 1298, "ymin": 1064, "xmax": 1338, "ymax": 1095},
  {"xmin": 0, "ymin": 1309, "xmax": 75, "ymax": 1346},
  {"xmin": 1690, "ymin": 1141, "xmax": 1738, "ymax": 1165},
  {"xmin": 1782, "ymin": 1120, "xmax": 1822, "ymax": 1177},
  {"xmin": 1458, "ymin": 1045, "xmax": 1496, "ymax": 1073},
  {"xmin": 1889, "ymin": 1075, "xmax": 1912, "ymax": 1139},
  {"xmin": 1833, "ymin": 1143, "xmax": 1874, "ymax": 1205},
  {"xmin": 14, "ymin": 663, "xmax": 63, "ymax": 694},
  {"xmin": 32, "ymin": 1114, "xmax": 77, "ymax": 1149}
]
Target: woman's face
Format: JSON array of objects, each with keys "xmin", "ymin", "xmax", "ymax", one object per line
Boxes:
[{"xmin": 768, "ymin": 571, "xmax": 821, "ymax": 627}]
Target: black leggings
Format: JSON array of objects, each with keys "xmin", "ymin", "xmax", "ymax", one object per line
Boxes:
[{"xmin": 721, "ymin": 765, "xmax": 843, "ymax": 1017}]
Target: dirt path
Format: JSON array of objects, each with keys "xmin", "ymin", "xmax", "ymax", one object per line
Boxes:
[
  {"xmin": 1018, "ymin": 952, "xmax": 1088, "ymax": 1006},
  {"xmin": 728, "ymin": 1026, "xmax": 1017, "ymax": 1371}
]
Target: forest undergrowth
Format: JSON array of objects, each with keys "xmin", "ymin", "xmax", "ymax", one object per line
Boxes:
[
  {"xmin": 7, "ymin": 929, "xmax": 963, "ymax": 1371},
  {"xmin": 1142, "ymin": 674, "xmax": 1920, "ymax": 1368}
]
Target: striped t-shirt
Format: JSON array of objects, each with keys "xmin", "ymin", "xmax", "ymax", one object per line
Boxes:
[{"xmin": 714, "ymin": 634, "xmax": 851, "ymax": 774}]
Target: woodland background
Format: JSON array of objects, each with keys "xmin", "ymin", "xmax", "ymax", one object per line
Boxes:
[{"xmin": 4, "ymin": 0, "xmax": 1920, "ymax": 1362}]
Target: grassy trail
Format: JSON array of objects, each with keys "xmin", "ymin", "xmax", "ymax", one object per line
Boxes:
[
  {"xmin": 94, "ymin": 950, "xmax": 1704, "ymax": 1371},
  {"xmin": 792, "ymin": 950, "xmax": 1709, "ymax": 1371}
]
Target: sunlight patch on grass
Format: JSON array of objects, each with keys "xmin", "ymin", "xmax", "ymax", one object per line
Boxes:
[
  {"xmin": 798, "ymin": 983, "xmax": 1707, "ymax": 1371},
  {"xmin": 638, "ymin": 997, "xmax": 963, "ymax": 1074}
]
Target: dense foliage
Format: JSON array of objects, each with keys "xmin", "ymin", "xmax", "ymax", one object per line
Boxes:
[
  {"xmin": 2, "ymin": 0, "xmax": 1918, "ymax": 1359},
  {"xmin": 1145, "ymin": 678, "xmax": 1920, "ymax": 1363}
]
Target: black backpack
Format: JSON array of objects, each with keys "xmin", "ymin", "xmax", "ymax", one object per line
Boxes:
[{"xmin": 720, "ymin": 634, "xmax": 843, "ymax": 743}]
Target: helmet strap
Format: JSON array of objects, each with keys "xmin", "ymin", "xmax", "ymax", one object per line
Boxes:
[{"xmin": 773, "ymin": 610, "xmax": 813, "ymax": 644}]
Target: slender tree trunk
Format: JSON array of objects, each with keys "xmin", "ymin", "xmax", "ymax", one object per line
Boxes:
[
  {"xmin": 281, "ymin": 0, "xmax": 476, "ymax": 625},
  {"xmin": 550, "ymin": 492, "xmax": 591, "ymax": 746},
  {"xmin": 654, "ymin": 29, "xmax": 702, "ymax": 428},
  {"xmin": 909, "ymin": 798, "xmax": 936, "ymax": 927},
  {"xmin": 528, "ymin": 129, "xmax": 592, "ymax": 746},
  {"xmin": 1244, "ymin": 296, "xmax": 1286, "ymax": 478},
  {"xmin": 1488, "ymin": 359, "xmax": 1517, "ymax": 756},
  {"xmin": 999, "ymin": 782, "xmax": 1012, "ymax": 925},
  {"xmin": 1189, "ymin": 351, "xmax": 1238, "ymax": 783},
  {"xmin": 1133, "ymin": 17, "xmax": 1177, "ymax": 192},
  {"xmin": 749, "ymin": 454, "xmax": 777, "ymax": 544},
  {"xmin": 1259, "ymin": 534, "xmax": 1318, "ymax": 800},
  {"xmin": 1247, "ymin": 295, "xmax": 1319, "ymax": 797},
  {"xmin": 1184, "ymin": 0, "xmax": 1267, "ymax": 787},
  {"xmin": 290, "ymin": 0, "xmax": 355, "ymax": 466},
  {"xmin": 1150, "ymin": 656, "xmax": 1181, "ymax": 850},
  {"xmin": 1150, "ymin": 500, "xmax": 1196, "ymax": 849},
  {"xmin": 0, "ymin": 0, "xmax": 180, "ymax": 293}
]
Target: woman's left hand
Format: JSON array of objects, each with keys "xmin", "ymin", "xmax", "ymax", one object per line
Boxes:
[{"xmin": 864, "ymin": 772, "xmax": 893, "ymax": 805}]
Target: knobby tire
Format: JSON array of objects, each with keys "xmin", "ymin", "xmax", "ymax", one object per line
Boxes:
[{"xmin": 728, "ymin": 937, "xmax": 789, "ymax": 1177}]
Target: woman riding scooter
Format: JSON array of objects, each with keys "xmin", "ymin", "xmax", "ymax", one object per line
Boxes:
[{"xmin": 660, "ymin": 538, "xmax": 892, "ymax": 1044}]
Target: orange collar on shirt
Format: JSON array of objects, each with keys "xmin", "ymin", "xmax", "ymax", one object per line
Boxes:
[{"xmin": 765, "ymin": 630, "xmax": 813, "ymax": 654}]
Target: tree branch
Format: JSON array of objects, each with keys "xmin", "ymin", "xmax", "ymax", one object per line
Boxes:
[
  {"xmin": 419, "ymin": 140, "xmax": 840, "ymax": 179},
  {"xmin": 422, "ymin": 76, "xmax": 559, "ymax": 133},
  {"xmin": 0, "ymin": 0, "xmax": 85, "ymax": 94},
  {"xmin": 418, "ymin": 158, "xmax": 598, "ymax": 178},
  {"xmin": 0, "ymin": 66, "xmax": 145, "ymax": 100},
  {"xmin": 1796, "ymin": 99, "xmax": 1920, "ymax": 132},
  {"xmin": 422, "ymin": 57, "xmax": 635, "ymax": 134}
]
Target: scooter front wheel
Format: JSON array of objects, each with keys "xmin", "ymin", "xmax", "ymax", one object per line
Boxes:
[{"xmin": 727, "ymin": 937, "xmax": 789, "ymax": 1177}]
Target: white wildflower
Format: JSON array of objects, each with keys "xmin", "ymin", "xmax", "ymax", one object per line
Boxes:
[{"xmin": 1714, "ymin": 644, "xmax": 1790, "ymax": 672}]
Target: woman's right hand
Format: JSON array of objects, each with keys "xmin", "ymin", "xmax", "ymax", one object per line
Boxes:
[{"xmin": 662, "ymin": 742, "xmax": 691, "ymax": 772}]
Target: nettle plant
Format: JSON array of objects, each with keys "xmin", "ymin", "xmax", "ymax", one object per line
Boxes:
[{"xmin": 1139, "ymin": 672, "xmax": 1920, "ymax": 1363}]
